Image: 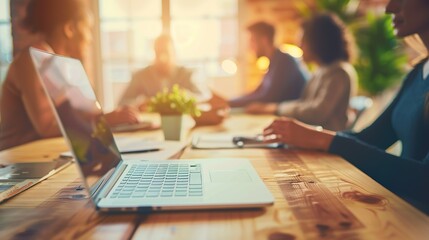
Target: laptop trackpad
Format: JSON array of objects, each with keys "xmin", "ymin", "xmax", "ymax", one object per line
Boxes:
[{"xmin": 209, "ymin": 170, "xmax": 252, "ymax": 183}]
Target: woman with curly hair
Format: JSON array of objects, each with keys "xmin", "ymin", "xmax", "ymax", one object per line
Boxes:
[{"xmin": 247, "ymin": 13, "xmax": 357, "ymax": 131}]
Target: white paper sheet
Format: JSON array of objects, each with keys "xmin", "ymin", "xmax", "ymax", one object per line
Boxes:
[
  {"xmin": 60, "ymin": 137, "xmax": 187, "ymax": 161},
  {"xmin": 192, "ymin": 134, "xmax": 286, "ymax": 149}
]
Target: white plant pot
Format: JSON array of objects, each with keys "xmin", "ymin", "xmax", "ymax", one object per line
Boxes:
[{"xmin": 161, "ymin": 114, "xmax": 184, "ymax": 141}]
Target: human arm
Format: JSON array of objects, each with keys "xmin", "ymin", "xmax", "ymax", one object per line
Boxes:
[
  {"xmin": 262, "ymin": 75, "xmax": 404, "ymax": 151},
  {"xmin": 105, "ymin": 106, "xmax": 140, "ymax": 126},
  {"xmin": 18, "ymin": 52, "xmax": 61, "ymax": 138},
  {"xmin": 276, "ymin": 69, "xmax": 350, "ymax": 126},
  {"xmin": 245, "ymin": 102, "xmax": 279, "ymax": 114},
  {"xmin": 263, "ymin": 118, "xmax": 335, "ymax": 151},
  {"xmin": 263, "ymin": 117, "xmax": 429, "ymax": 207},
  {"xmin": 329, "ymin": 132, "xmax": 429, "ymax": 205},
  {"xmin": 274, "ymin": 61, "xmax": 410, "ymax": 149},
  {"xmin": 193, "ymin": 92, "xmax": 230, "ymax": 126},
  {"xmin": 229, "ymin": 55, "xmax": 307, "ymax": 107},
  {"xmin": 262, "ymin": 64, "xmax": 429, "ymax": 207}
]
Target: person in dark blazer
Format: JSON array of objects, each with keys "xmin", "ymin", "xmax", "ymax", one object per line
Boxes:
[{"xmin": 229, "ymin": 22, "xmax": 309, "ymax": 107}]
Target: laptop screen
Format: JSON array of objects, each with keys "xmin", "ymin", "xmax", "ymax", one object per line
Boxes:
[{"xmin": 29, "ymin": 48, "xmax": 121, "ymax": 191}]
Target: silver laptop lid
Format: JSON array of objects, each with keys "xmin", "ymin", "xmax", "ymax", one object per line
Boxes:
[{"xmin": 29, "ymin": 47, "xmax": 122, "ymax": 195}]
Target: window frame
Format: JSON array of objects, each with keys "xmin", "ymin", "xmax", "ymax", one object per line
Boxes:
[{"xmin": 0, "ymin": 0, "xmax": 12, "ymax": 83}]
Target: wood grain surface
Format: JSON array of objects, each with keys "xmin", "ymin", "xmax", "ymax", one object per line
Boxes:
[{"xmin": 0, "ymin": 114, "xmax": 428, "ymax": 240}]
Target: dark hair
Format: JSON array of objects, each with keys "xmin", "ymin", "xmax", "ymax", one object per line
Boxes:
[
  {"xmin": 23, "ymin": 0, "xmax": 88, "ymax": 35},
  {"xmin": 247, "ymin": 21, "xmax": 275, "ymax": 44},
  {"xmin": 302, "ymin": 13, "xmax": 356, "ymax": 65}
]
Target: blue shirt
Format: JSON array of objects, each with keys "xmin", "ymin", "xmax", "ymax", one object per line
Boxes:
[
  {"xmin": 229, "ymin": 49, "xmax": 309, "ymax": 107},
  {"xmin": 329, "ymin": 60, "xmax": 429, "ymax": 214}
]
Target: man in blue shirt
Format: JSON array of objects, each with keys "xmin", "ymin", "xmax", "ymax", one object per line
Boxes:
[{"xmin": 229, "ymin": 22, "xmax": 309, "ymax": 107}]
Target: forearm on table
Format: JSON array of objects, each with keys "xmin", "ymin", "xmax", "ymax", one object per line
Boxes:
[
  {"xmin": 328, "ymin": 132, "xmax": 429, "ymax": 202},
  {"xmin": 229, "ymin": 91, "xmax": 264, "ymax": 107}
]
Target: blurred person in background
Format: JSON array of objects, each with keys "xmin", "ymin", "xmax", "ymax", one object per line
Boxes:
[
  {"xmin": 119, "ymin": 34, "xmax": 212, "ymax": 109},
  {"xmin": 263, "ymin": 0, "xmax": 429, "ymax": 214},
  {"xmin": 228, "ymin": 21, "xmax": 309, "ymax": 108},
  {"xmin": 119, "ymin": 34, "xmax": 229, "ymax": 126},
  {"xmin": 247, "ymin": 14, "xmax": 357, "ymax": 131},
  {"xmin": 0, "ymin": 0, "xmax": 140, "ymax": 151}
]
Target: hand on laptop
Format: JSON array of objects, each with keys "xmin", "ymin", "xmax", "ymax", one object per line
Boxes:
[{"xmin": 105, "ymin": 106, "xmax": 140, "ymax": 126}]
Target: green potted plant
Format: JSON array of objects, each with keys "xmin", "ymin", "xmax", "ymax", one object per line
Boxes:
[
  {"xmin": 354, "ymin": 13, "xmax": 408, "ymax": 95},
  {"xmin": 148, "ymin": 84, "xmax": 201, "ymax": 140},
  {"xmin": 297, "ymin": 0, "xmax": 358, "ymax": 23}
]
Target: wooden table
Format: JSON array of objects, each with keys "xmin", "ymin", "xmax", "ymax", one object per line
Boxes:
[{"xmin": 1, "ymin": 114, "xmax": 428, "ymax": 240}]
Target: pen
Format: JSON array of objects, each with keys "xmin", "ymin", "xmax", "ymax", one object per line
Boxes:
[{"xmin": 120, "ymin": 148, "xmax": 161, "ymax": 154}]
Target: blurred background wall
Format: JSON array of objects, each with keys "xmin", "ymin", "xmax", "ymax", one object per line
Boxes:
[{"xmin": 2, "ymin": 0, "xmax": 419, "ymax": 119}]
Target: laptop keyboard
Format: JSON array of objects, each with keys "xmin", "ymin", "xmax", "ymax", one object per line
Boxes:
[{"xmin": 109, "ymin": 163, "xmax": 203, "ymax": 199}]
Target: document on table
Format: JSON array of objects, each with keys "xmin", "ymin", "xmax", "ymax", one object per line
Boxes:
[
  {"xmin": 60, "ymin": 137, "xmax": 187, "ymax": 161},
  {"xmin": 191, "ymin": 134, "xmax": 286, "ymax": 149}
]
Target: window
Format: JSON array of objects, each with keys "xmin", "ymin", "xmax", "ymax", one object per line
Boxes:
[
  {"xmin": 98, "ymin": 0, "xmax": 239, "ymax": 110},
  {"xmin": 0, "ymin": 0, "xmax": 12, "ymax": 83},
  {"xmin": 99, "ymin": 0, "xmax": 162, "ymax": 109},
  {"xmin": 170, "ymin": 0, "xmax": 238, "ymax": 77}
]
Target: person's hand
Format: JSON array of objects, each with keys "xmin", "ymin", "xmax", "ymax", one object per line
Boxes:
[
  {"xmin": 262, "ymin": 117, "xmax": 335, "ymax": 151},
  {"xmin": 193, "ymin": 107, "xmax": 229, "ymax": 126},
  {"xmin": 192, "ymin": 92, "xmax": 230, "ymax": 126},
  {"xmin": 208, "ymin": 92, "xmax": 229, "ymax": 109},
  {"xmin": 245, "ymin": 102, "xmax": 277, "ymax": 114},
  {"xmin": 105, "ymin": 106, "xmax": 140, "ymax": 126},
  {"xmin": 138, "ymin": 100, "xmax": 149, "ymax": 112}
]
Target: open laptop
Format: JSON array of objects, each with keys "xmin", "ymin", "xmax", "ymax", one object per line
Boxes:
[{"xmin": 29, "ymin": 48, "xmax": 273, "ymax": 212}]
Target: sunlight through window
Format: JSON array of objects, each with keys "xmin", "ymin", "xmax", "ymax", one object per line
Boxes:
[
  {"xmin": 0, "ymin": 0, "xmax": 12, "ymax": 82},
  {"xmin": 99, "ymin": 0, "xmax": 238, "ymax": 109}
]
